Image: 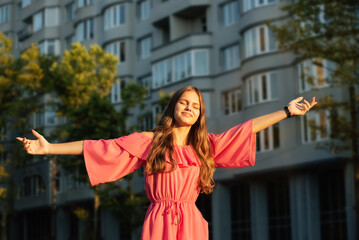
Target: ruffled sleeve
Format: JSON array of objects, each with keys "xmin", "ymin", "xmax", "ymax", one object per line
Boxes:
[
  {"xmin": 208, "ymin": 120, "xmax": 256, "ymax": 168},
  {"xmin": 83, "ymin": 133, "xmax": 152, "ymax": 186}
]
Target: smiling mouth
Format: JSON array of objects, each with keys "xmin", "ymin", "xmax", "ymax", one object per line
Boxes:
[{"xmin": 182, "ymin": 112, "xmax": 192, "ymax": 117}]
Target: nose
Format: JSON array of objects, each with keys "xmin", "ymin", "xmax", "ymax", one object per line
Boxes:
[{"xmin": 185, "ymin": 104, "xmax": 192, "ymax": 111}]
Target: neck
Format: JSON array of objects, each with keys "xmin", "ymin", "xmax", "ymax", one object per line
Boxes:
[{"xmin": 172, "ymin": 126, "xmax": 191, "ymax": 146}]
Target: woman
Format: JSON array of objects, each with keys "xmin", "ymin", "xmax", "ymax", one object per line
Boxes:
[{"xmin": 17, "ymin": 85, "xmax": 317, "ymax": 239}]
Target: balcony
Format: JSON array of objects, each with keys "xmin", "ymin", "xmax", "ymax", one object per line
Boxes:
[
  {"xmin": 18, "ymin": 25, "xmax": 33, "ymax": 41},
  {"xmin": 152, "ymin": 0, "xmax": 210, "ymax": 24},
  {"xmin": 151, "ymin": 33, "xmax": 212, "ymax": 63}
]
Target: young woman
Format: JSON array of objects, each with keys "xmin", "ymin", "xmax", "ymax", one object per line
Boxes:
[{"xmin": 17, "ymin": 85, "xmax": 317, "ymax": 239}]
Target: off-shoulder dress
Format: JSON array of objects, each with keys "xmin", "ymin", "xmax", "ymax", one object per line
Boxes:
[{"xmin": 83, "ymin": 120, "xmax": 256, "ymax": 240}]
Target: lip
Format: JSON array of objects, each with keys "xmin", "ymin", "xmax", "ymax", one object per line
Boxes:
[{"xmin": 182, "ymin": 112, "xmax": 193, "ymax": 117}]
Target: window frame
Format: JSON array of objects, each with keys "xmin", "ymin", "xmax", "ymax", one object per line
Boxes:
[
  {"xmin": 243, "ymin": 0, "xmax": 276, "ymax": 13},
  {"xmin": 301, "ymin": 110, "xmax": 330, "ymax": 143},
  {"xmin": 104, "ymin": 4, "xmax": 126, "ymax": 30},
  {"xmin": 246, "ymin": 71, "xmax": 278, "ymax": 106},
  {"xmin": 139, "ymin": 0, "xmax": 151, "ymax": 21},
  {"xmin": 152, "ymin": 49, "xmax": 209, "ymax": 89},
  {"xmin": 244, "ymin": 25, "xmax": 277, "ymax": 58},
  {"xmin": 256, "ymin": 123, "xmax": 280, "ymax": 152},
  {"xmin": 223, "ymin": 89, "xmax": 241, "ymax": 115},
  {"xmin": 33, "ymin": 11, "xmax": 44, "ymax": 32},
  {"xmin": 297, "ymin": 58, "xmax": 331, "ymax": 93},
  {"xmin": 222, "ymin": 44, "xmax": 240, "ymax": 71},
  {"xmin": 221, "ymin": 1, "xmax": 239, "ymax": 27},
  {"xmin": 0, "ymin": 5, "xmax": 9, "ymax": 24},
  {"xmin": 105, "ymin": 40, "xmax": 126, "ymax": 63},
  {"xmin": 139, "ymin": 36, "xmax": 152, "ymax": 59}
]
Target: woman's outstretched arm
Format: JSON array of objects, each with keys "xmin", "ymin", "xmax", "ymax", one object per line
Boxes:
[
  {"xmin": 252, "ymin": 96, "xmax": 317, "ymax": 134},
  {"xmin": 17, "ymin": 129, "xmax": 83, "ymax": 155}
]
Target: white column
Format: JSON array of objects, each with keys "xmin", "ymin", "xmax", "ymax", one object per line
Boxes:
[{"xmin": 212, "ymin": 183, "xmax": 231, "ymax": 240}]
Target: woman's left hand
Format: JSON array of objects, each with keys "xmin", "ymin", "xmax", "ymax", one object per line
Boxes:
[{"xmin": 287, "ymin": 97, "xmax": 318, "ymax": 116}]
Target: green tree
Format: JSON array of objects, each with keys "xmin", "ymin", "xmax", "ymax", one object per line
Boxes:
[
  {"xmin": 49, "ymin": 42, "xmax": 147, "ymax": 239},
  {"xmin": 270, "ymin": 0, "xmax": 359, "ymax": 234},
  {"xmin": 0, "ymin": 32, "xmax": 45, "ymax": 240}
]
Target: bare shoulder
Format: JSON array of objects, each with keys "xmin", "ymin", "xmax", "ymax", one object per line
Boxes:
[{"xmin": 140, "ymin": 131, "xmax": 154, "ymax": 139}]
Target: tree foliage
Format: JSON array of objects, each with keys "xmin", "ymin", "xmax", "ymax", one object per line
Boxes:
[
  {"xmin": 271, "ymin": 0, "xmax": 359, "ymax": 154},
  {"xmin": 0, "ymin": 32, "xmax": 46, "ymax": 240},
  {"xmin": 49, "ymin": 42, "xmax": 148, "ymax": 238}
]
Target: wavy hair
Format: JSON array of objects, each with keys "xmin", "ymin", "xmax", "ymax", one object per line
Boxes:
[{"xmin": 145, "ymin": 86, "xmax": 215, "ymax": 194}]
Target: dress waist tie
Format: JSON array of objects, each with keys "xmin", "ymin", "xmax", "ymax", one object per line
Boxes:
[{"xmin": 152, "ymin": 199, "xmax": 194, "ymax": 225}]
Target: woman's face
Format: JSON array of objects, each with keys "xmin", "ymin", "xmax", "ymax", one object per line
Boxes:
[{"xmin": 174, "ymin": 90, "xmax": 201, "ymax": 127}]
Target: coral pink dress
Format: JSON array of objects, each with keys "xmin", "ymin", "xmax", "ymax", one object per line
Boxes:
[{"xmin": 84, "ymin": 120, "xmax": 256, "ymax": 240}]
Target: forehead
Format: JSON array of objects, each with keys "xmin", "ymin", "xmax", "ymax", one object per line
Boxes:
[{"xmin": 179, "ymin": 90, "xmax": 200, "ymax": 104}]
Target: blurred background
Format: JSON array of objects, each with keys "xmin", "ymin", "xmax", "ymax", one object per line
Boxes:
[{"xmin": 0, "ymin": 0, "xmax": 358, "ymax": 239}]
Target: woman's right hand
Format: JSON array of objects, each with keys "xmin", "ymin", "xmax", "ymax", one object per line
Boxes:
[{"xmin": 17, "ymin": 130, "xmax": 50, "ymax": 155}]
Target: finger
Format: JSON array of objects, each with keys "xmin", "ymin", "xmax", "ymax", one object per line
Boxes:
[
  {"xmin": 297, "ymin": 96, "xmax": 304, "ymax": 101},
  {"xmin": 311, "ymin": 97, "xmax": 318, "ymax": 106},
  {"xmin": 16, "ymin": 137, "xmax": 24, "ymax": 142},
  {"xmin": 32, "ymin": 129, "xmax": 42, "ymax": 139},
  {"xmin": 303, "ymin": 99, "xmax": 311, "ymax": 109}
]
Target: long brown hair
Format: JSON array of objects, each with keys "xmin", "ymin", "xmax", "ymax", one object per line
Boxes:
[{"xmin": 145, "ymin": 86, "xmax": 215, "ymax": 194}]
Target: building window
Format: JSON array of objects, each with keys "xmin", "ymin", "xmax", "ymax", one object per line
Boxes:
[
  {"xmin": 247, "ymin": 72, "xmax": 278, "ymax": 106},
  {"xmin": 76, "ymin": 18, "xmax": 94, "ymax": 42},
  {"xmin": 224, "ymin": 89, "xmax": 241, "ymax": 115},
  {"xmin": 152, "ymin": 59, "xmax": 172, "ymax": 88},
  {"xmin": 297, "ymin": 58, "xmax": 333, "ymax": 93},
  {"xmin": 19, "ymin": 175, "xmax": 46, "ymax": 198},
  {"xmin": 139, "ymin": 112, "xmax": 153, "ymax": 132},
  {"xmin": 138, "ymin": 75, "xmax": 151, "ymax": 97},
  {"xmin": 231, "ymin": 183, "xmax": 251, "ymax": 240},
  {"xmin": 193, "ymin": 50, "xmax": 209, "ymax": 76},
  {"xmin": 45, "ymin": 7, "xmax": 59, "ymax": 27},
  {"xmin": 301, "ymin": 111, "xmax": 330, "ymax": 143},
  {"xmin": 44, "ymin": 105, "xmax": 57, "ymax": 125},
  {"xmin": 173, "ymin": 52, "xmax": 191, "ymax": 82},
  {"xmin": 66, "ymin": 3, "xmax": 76, "ymax": 22},
  {"xmin": 105, "ymin": 41, "xmax": 126, "ymax": 63},
  {"xmin": 32, "ymin": 111, "xmax": 44, "ymax": 129},
  {"xmin": 152, "ymin": 49, "xmax": 209, "ymax": 88},
  {"xmin": 104, "ymin": 4, "xmax": 125, "ymax": 30},
  {"xmin": 223, "ymin": 44, "xmax": 240, "ymax": 71},
  {"xmin": 38, "ymin": 39, "xmax": 60, "ymax": 55},
  {"xmin": 267, "ymin": 178, "xmax": 292, "ymax": 240},
  {"xmin": 202, "ymin": 92, "xmax": 211, "ymax": 117},
  {"xmin": 244, "ymin": 25, "xmax": 277, "ymax": 58},
  {"xmin": 152, "ymin": 104, "xmax": 162, "ymax": 128},
  {"xmin": 243, "ymin": 0, "xmax": 276, "ymax": 12},
  {"xmin": 221, "ymin": 1, "xmax": 239, "ymax": 27},
  {"xmin": 33, "ymin": 8, "xmax": 59, "ymax": 33},
  {"xmin": 33, "ymin": 11, "xmax": 43, "ymax": 32},
  {"xmin": 22, "ymin": 0, "xmax": 31, "ymax": 8},
  {"xmin": 78, "ymin": 0, "xmax": 93, "ymax": 8},
  {"xmin": 111, "ymin": 80, "xmax": 125, "ymax": 104},
  {"xmin": 139, "ymin": 36, "xmax": 152, "ymax": 59},
  {"xmin": 139, "ymin": 0, "xmax": 151, "ymax": 21},
  {"xmin": 318, "ymin": 169, "xmax": 347, "ymax": 240},
  {"xmin": 256, "ymin": 123, "xmax": 279, "ymax": 152},
  {"xmin": 0, "ymin": 5, "xmax": 9, "ymax": 24}
]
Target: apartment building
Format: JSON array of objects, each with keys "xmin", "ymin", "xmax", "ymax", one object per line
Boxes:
[{"xmin": 0, "ymin": 0, "xmax": 356, "ymax": 239}]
